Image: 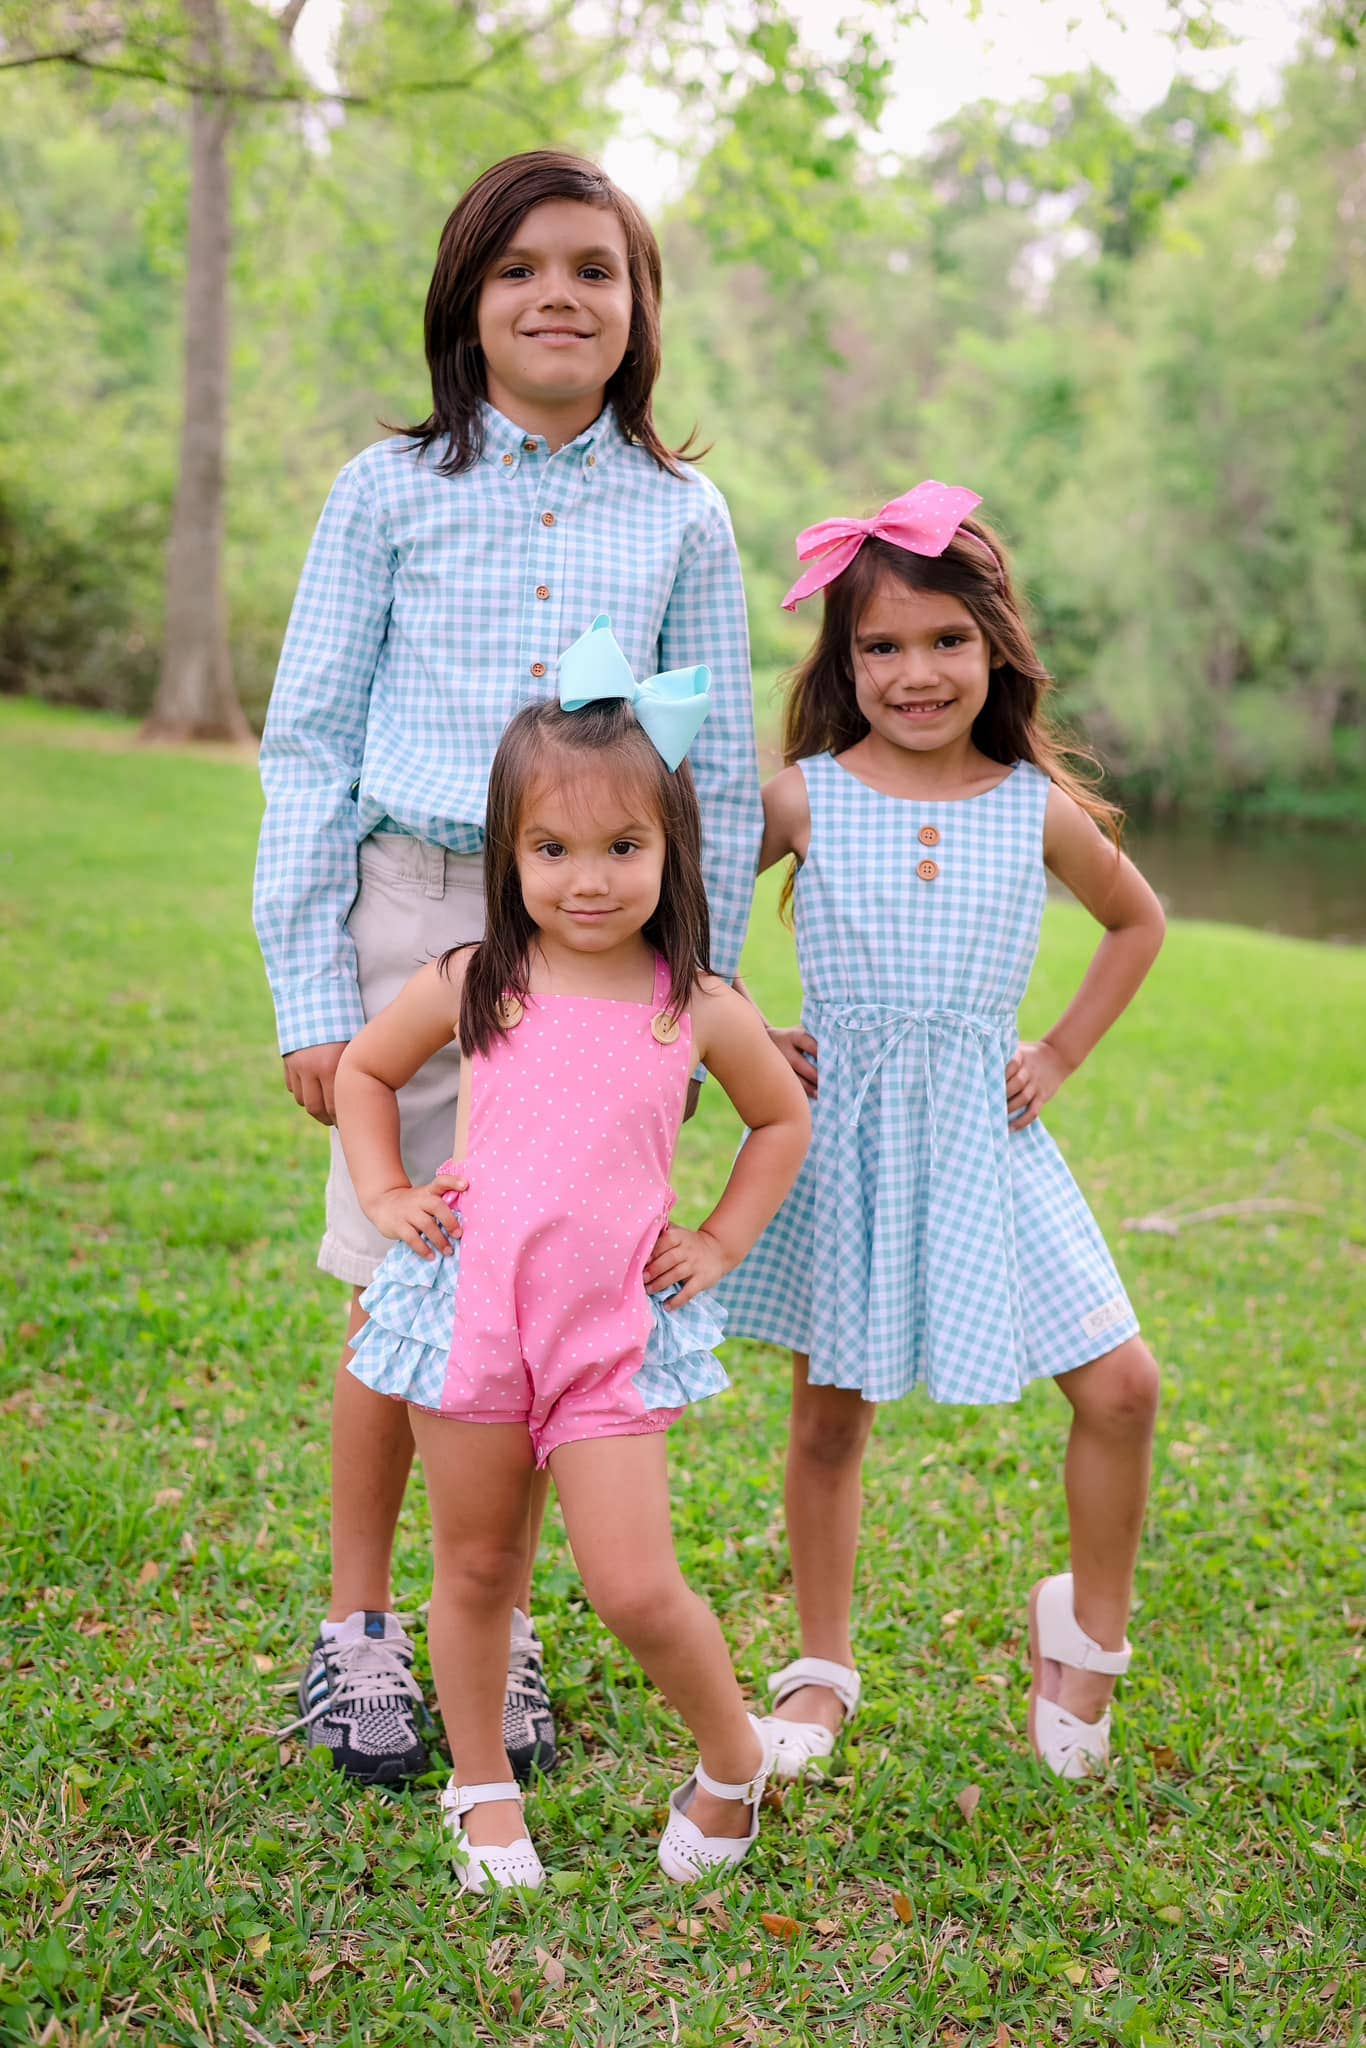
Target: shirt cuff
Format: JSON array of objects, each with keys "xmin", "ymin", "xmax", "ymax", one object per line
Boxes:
[{"xmin": 273, "ymin": 980, "xmax": 367, "ymax": 1057}]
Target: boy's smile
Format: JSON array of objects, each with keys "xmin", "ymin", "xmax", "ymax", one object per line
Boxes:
[{"xmin": 478, "ymin": 199, "xmax": 633, "ymax": 438}]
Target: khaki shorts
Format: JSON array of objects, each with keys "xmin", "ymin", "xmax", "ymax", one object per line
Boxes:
[{"xmin": 319, "ymin": 834, "xmax": 485, "ymax": 1288}]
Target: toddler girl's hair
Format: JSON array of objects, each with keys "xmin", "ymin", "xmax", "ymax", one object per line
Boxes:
[
  {"xmin": 451, "ymin": 700, "xmax": 712, "ymax": 1056},
  {"xmin": 783, "ymin": 522, "xmax": 1122, "ymax": 837},
  {"xmin": 400, "ymin": 149, "xmax": 701, "ymax": 479}
]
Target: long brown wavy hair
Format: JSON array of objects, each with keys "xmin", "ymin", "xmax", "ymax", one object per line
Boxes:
[
  {"xmin": 781, "ymin": 519, "xmax": 1120, "ymax": 871},
  {"xmin": 446, "ymin": 701, "xmax": 712, "ymax": 1056},
  {"xmin": 398, "ymin": 150, "xmax": 702, "ymax": 478}
]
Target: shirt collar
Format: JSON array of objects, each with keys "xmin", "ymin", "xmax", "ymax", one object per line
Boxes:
[{"xmin": 478, "ymin": 399, "xmax": 625, "ymax": 471}]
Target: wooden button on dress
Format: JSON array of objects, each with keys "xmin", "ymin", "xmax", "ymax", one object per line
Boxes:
[
  {"xmin": 918, "ymin": 825, "xmax": 941, "ymax": 847},
  {"xmin": 496, "ymin": 996, "xmax": 525, "ymax": 1030},
  {"xmin": 650, "ymin": 1012, "xmax": 681, "ymax": 1045},
  {"xmin": 917, "ymin": 858, "xmax": 940, "ymax": 882}
]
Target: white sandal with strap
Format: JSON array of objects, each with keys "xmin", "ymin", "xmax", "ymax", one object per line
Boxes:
[
  {"xmin": 1028, "ymin": 1573, "xmax": 1132, "ymax": 1780},
  {"xmin": 440, "ymin": 1779, "xmax": 545, "ymax": 1894},
  {"xmin": 759, "ymin": 1657, "xmax": 862, "ymax": 1781},
  {"xmin": 657, "ymin": 1715, "xmax": 771, "ymax": 1882}
]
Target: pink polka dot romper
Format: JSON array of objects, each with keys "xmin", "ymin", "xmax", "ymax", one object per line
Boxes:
[{"xmin": 347, "ymin": 954, "xmax": 729, "ymax": 1467}]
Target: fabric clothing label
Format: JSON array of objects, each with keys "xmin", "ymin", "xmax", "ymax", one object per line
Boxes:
[{"xmin": 1080, "ymin": 1296, "xmax": 1131, "ymax": 1340}]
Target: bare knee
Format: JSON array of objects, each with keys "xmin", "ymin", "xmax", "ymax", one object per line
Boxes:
[
  {"xmin": 789, "ymin": 1393, "xmax": 874, "ymax": 1473},
  {"xmin": 588, "ymin": 1568, "xmax": 694, "ymax": 1652},
  {"xmin": 436, "ymin": 1541, "xmax": 526, "ymax": 1613},
  {"xmin": 1067, "ymin": 1340, "xmax": 1160, "ymax": 1438}
]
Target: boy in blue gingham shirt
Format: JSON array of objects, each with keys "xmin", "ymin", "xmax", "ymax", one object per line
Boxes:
[{"xmin": 255, "ymin": 151, "xmax": 761, "ymax": 1789}]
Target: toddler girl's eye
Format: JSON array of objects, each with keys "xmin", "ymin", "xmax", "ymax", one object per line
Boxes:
[
  {"xmin": 580, "ymin": 265, "xmax": 610, "ymax": 281},
  {"xmin": 610, "ymin": 839, "xmax": 639, "ymax": 856},
  {"xmin": 938, "ymin": 633, "xmax": 968, "ymax": 649},
  {"xmin": 538, "ymin": 841, "xmax": 567, "ymax": 859}
]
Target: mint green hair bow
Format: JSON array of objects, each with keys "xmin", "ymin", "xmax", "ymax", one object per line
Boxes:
[{"xmin": 557, "ymin": 613, "xmax": 711, "ymax": 773}]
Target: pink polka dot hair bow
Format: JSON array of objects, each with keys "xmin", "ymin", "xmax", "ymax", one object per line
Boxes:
[{"xmin": 781, "ymin": 480, "xmax": 984, "ymax": 612}]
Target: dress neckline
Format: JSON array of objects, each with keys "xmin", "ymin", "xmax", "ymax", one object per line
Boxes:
[{"xmin": 820, "ymin": 753, "xmax": 1023, "ymax": 808}]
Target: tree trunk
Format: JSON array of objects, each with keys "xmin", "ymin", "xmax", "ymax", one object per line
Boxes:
[{"xmin": 142, "ymin": 0, "xmax": 249, "ymax": 742}]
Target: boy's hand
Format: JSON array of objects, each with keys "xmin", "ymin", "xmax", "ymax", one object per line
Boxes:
[
  {"xmin": 1005, "ymin": 1042, "xmax": 1072, "ymax": 1131},
  {"xmin": 769, "ymin": 1026, "xmax": 819, "ymax": 1099},
  {"xmin": 644, "ymin": 1224, "xmax": 731, "ymax": 1308},
  {"xmin": 368, "ymin": 1175, "xmax": 467, "ymax": 1260},
  {"xmin": 283, "ymin": 1042, "xmax": 348, "ymax": 1126}
]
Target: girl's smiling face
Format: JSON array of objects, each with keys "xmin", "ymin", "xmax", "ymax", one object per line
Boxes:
[
  {"xmin": 477, "ymin": 199, "xmax": 633, "ymax": 425},
  {"xmin": 852, "ymin": 573, "xmax": 994, "ymax": 756},
  {"xmin": 516, "ymin": 764, "xmax": 666, "ymax": 958}
]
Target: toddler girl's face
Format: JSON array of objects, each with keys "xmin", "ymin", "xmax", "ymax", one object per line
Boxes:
[
  {"xmin": 515, "ymin": 766, "xmax": 666, "ymax": 957},
  {"xmin": 478, "ymin": 200, "xmax": 633, "ymax": 422},
  {"xmin": 851, "ymin": 574, "xmax": 993, "ymax": 756}
]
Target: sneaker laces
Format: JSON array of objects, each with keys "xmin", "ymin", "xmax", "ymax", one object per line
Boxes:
[
  {"xmin": 277, "ymin": 1624, "xmax": 425, "ymax": 1739},
  {"xmin": 506, "ymin": 1626, "xmax": 545, "ymax": 1697}
]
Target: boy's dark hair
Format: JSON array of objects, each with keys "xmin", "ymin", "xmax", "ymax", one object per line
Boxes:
[
  {"xmin": 445, "ymin": 700, "xmax": 712, "ymax": 1057},
  {"xmin": 400, "ymin": 150, "xmax": 700, "ymax": 478}
]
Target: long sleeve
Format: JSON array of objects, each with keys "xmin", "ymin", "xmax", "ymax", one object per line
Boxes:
[
  {"xmin": 253, "ymin": 461, "xmax": 393, "ymax": 1054},
  {"xmin": 658, "ymin": 494, "xmax": 762, "ymax": 981}
]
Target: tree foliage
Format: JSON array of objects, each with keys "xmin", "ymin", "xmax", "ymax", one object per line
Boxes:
[{"xmin": 0, "ymin": 4, "xmax": 1360, "ymax": 813}]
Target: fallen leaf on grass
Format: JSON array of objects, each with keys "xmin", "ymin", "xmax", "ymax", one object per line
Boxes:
[
  {"xmin": 247, "ymin": 1933, "xmax": 270, "ymax": 1959},
  {"xmin": 1062, "ymin": 1961, "xmax": 1087, "ymax": 1986},
  {"xmin": 1146, "ymin": 1744, "xmax": 1178, "ymax": 1770},
  {"xmin": 535, "ymin": 1946, "xmax": 566, "ymax": 1988},
  {"xmin": 993, "ymin": 2028, "xmax": 1013, "ymax": 2047},
  {"xmin": 724, "ymin": 1961, "xmax": 753, "ymax": 1985},
  {"xmin": 1154, "ymin": 1904, "xmax": 1183, "ymax": 1925},
  {"xmin": 891, "ymin": 1891, "xmax": 914, "ymax": 1924},
  {"xmin": 1094, "ymin": 1964, "xmax": 1120, "ymax": 1989},
  {"xmin": 940, "ymin": 1608, "xmax": 965, "ymax": 1630},
  {"xmin": 675, "ymin": 1915, "xmax": 708, "ymax": 1940},
  {"xmin": 868, "ymin": 1941, "xmax": 898, "ymax": 1967},
  {"xmin": 814, "ymin": 1917, "xmax": 840, "ymax": 1935},
  {"xmin": 307, "ymin": 1961, "xmax": 336, "ymax": 1985},
  {"xmin": 154, "ymin": 1487, "xmax": 184, "ymax": 1508},
  {"xmin": 759, "ymin": 1912, "xmax": 800, "ymax": 1943},
  {"xmin": 136, "ymin": 1560, "xmax": 160, "ymax": 1585},
  {"xmin": 251, "ymin": 1654, "xmax": 274, "ymax": 1674},
  {"xmin": 955, "ymin": 1783, "xmax": 982, "ymax": 1823}
]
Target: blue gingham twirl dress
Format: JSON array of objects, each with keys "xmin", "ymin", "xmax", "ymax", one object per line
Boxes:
[{"xmin": 717, "ymin": 754, "xmax": 1138, "ymax": 1403}]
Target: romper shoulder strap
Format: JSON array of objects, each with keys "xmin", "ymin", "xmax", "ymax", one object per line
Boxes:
[{"xmin": 651, "ymin": 951, "xmax": 671, "ymax": 1008}]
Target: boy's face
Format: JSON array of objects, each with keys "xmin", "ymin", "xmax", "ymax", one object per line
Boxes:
[
  {"xmin": 478, "ymin": 200, "xmax": 633, "ymax": 425},
  {"xmin": 851, "ymin": 574, "xmax": 994, "ymax": 756},
  {"xmin": 515, "ymin": 766, "xmax": 666, "ymax": 958}
]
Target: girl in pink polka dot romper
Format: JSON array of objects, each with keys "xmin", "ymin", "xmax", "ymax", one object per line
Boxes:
[{"xmin": 334, "ymin": 617, "xmax": 810, "ymax": 1894}]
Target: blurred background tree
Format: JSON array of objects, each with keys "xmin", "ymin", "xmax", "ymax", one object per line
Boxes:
[{"xmin": 0, "ymin": 0, "xmax": 1361, "ymax": 822}]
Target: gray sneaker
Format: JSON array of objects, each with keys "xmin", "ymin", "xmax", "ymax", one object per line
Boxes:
[
  {"xmin": 504, "ymin": 1607, "xmax": 557, "ymax": 1781},
  {"xmin": 282, "ymin": 1610, "xmax": 431, "ymax": 1785}
]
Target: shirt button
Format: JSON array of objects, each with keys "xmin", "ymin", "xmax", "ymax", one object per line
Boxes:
[
  {"xmin": 917, "ymin": 858, "xmax": 940, "ymax": 882},
  {"xmin": 523, "ymin": 437, "xmax": 538, "ymax": 453},
  {"xmin": 586, "ymin": 454, "xmax": 596, "ymax": 467},
  {"xmin": 501, "ymin": 452, "xmax": 515, "ymax": 467},
  {"xmin": 535, "ymin": 585, "xmax": 550, "ymax": 601},
  {"xmin": 541, "ymin": 511, "xmax": 556, "ymax": 527},
  {"xmin": 530, "ymin": 661, "xmax": 547, "ymax": 678},
  {"xmin": 918, "ymin": 825, "xmax": 941, "ymax": 847}
]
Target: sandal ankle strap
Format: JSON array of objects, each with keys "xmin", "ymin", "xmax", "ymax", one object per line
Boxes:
[
  {"xmin": 693, "ymin": 1717, "xmax": 768, "ymax": 1804},
  {"xmin": 768, "ymin": 1657, "xmax": 862, "ymax": 1719},
  {"xmin": 443, "ymin": 1779, "xmax": 523, "ymax": 1819}
]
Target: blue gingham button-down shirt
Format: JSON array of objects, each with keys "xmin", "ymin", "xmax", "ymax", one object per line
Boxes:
[{"xmin": 254, "ymin": 403, "xmax": 762, "ymax": 1053}]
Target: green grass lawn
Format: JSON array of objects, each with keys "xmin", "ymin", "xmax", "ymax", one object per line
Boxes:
[{"xmin": 2, "ymin": 700, "xmax": 1362, "ymax": 2048}]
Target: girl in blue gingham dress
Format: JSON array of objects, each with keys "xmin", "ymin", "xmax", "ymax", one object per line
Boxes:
[{"xmin": 719, "ymin": 482, "xmax": 1167, "ymax": 1787}]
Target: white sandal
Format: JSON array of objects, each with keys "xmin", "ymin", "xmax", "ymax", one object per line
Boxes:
[
  {"xmin": 440, "ymin": 1779, "xmax": 545, "ymax": 1894},
  {"xmin": 1028, "ymin": 1573, "xmax": 1132, "ymax": 1780},
  {"xmin": 759, "ymin": 1657, "xmax": 862, "ymax": 1781},
  {"xmin": 657, "ymin": 1715, "xmax": 771, "ymax": 1882}
]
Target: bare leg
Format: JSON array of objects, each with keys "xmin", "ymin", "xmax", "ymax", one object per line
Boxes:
[
  {"xmin": 515, "ymin": 1468, "xmax": 552, "ymax": 1616},
  {"xmin": 1052, "ymin": 1336, "xmax": 1159, "ymax": 1722},
  {"xmin": 775, "ymin": 1354, "xmax": 876, "ymax": 1734},
  {"xmin": 551, "ymin": 1433, "xmax": 762, "ymax": 1840},
  {"xmin": 409, "ymin": 1411, "xmax": 537, "ymax": 1848},
  {"xmin": 328, "ymin": 1288, "xmax": 416, "ymax": 1619}
]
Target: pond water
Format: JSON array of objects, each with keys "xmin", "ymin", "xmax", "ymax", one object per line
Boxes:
[{"xmin": 1089, "ymin": 820, "xmax": 1365, "ymax": 946}]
